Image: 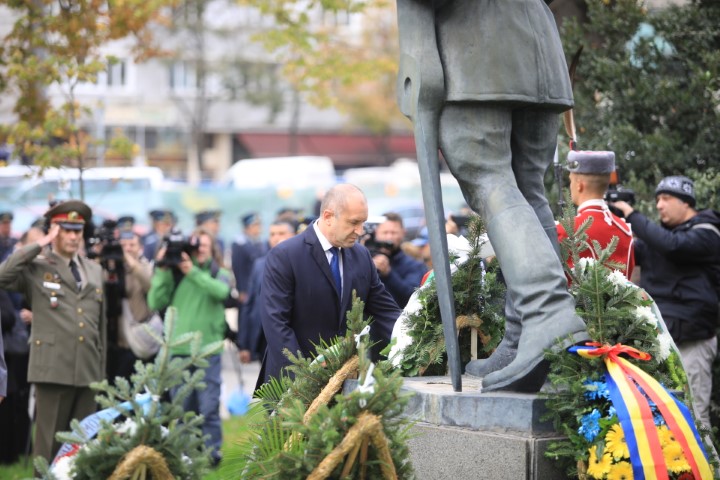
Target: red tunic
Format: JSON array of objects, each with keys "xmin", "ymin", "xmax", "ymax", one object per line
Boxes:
[{"xmin": 557, "ymin": 199, "xmax": 635, "ymax": 278}]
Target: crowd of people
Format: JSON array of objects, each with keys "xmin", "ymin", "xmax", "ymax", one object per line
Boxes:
[
  {"xmin": 0, "ymin": 161, "xmax": 717, "ymax": 469},
  {"xmin": 0, "ymin": 189, "xmax": 431, "ymax": 469}
]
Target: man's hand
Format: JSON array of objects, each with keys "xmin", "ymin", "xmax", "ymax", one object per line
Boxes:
[
  {"xmin": 154, "ymin": 245, "xmax": 167, "ymax": 267},
  {"xmin": 610, "ymin": 200, "xmax": 634, "ymax": 218},
  {"xmin": 37, "ymin": 223, "xmax": 59, "ymax": 248},
  {"xmin": 177, "ymin": 252, "xmax": 193, "ymax": 275},
  {"xmin": 237, "ymin": 291, "xmax": 249, "ymax": 304},
  {"xmin": 123, "ymin": 250, "xmax": 139, "ymax": 273},
  {"xmin": 373, "ymin": 254, "xmax": 391, "ymax": 276},
  {"xmin": 238, "ymin": 349, "xmax": 251, "ymax": 364},
  {"xmin": 20, "ymin": 309, "xmax": 32, "ymax": 324}
]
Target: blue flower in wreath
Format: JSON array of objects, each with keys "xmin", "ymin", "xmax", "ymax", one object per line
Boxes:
[
  {"xmin": 578, "ymin": 409, "xmax": 602, "ymax": 442},
  {"xmin": 583, "ymin": 380, "xmax": 610, "ymax": 401},
  {"xmin": 607, "ymin": 405, "xmax": 617, "ymax": 419}
]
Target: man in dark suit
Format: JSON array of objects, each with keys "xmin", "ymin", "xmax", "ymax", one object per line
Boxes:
[
  {"xmin": 237, "ymin": 220, "xmax": 295, "ymax": 364},
  {"xmin": 258, "ymin": 184, "xmax": 401, "ymax": 385}
]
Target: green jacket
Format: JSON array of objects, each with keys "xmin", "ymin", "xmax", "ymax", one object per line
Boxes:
[{"xmin": 147, "ymin": 260, "xmax": 231, "ymax": 355}]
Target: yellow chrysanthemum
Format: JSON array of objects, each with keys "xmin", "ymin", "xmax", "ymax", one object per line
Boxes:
[
  {"xmin": 663, "ymin": 441, "xmax": 691, "ymax": 474},
  {"xmin": 588, "ymin": 445, "xmax": 613, "ymax": 478},
  {"xmin": 657, "ymin": 425, "xmax": 676, "ymax": 447},
  {"xmin": 605, "ymin": 424, "xmax": 631, "ymax": 460},
  {"xmin": 607, "ymin": 460, "xmax": 634, "ymax": 480}
]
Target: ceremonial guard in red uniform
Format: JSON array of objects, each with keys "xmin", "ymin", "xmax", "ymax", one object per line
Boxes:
[{"xmin": 557, "ymin": 150, "xmax": 635, "ymax": 278}]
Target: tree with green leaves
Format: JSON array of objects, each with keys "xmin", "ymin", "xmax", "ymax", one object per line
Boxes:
[
  {"xmin": 559, "ymin": 0, "xmax": 719, "ymax": 211},
  {"xmin": 237, "ymin": 0, "xmax": 408, "ymax": 153},
  {"xmin": 0, "ymin": 0, "xmax": 170, "ymax": 196}
]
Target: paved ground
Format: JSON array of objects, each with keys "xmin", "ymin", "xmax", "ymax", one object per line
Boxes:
[{"xmin": 219, "ymin": 340, "xmax": 261, "ymax": 419}]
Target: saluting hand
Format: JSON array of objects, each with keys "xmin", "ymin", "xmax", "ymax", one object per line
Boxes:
[{"xmin": 37, "ymin": 223, "xmax": 60, "ymax": 248}]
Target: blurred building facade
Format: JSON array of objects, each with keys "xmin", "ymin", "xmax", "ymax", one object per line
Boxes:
[{"xmin": 0, "ymin": 0, "xmax": 687, "ymax": 181}]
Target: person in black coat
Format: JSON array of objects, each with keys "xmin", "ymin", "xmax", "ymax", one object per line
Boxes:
[
  {"xmin": 612, "ymin": 175, "xmax": 720, "ymax": 427},
  {"xmin": 368, "ymin": 212, "xmax": 427, "ymax": 309},
  {"xmin": 237, "ymin": 220, "xmax": 295, "ymax": 364}
]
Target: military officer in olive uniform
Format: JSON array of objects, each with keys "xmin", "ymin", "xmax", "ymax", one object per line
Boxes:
[{"xmin": 0, "ymin": 200, "xmax": 105, "ymax": 463}]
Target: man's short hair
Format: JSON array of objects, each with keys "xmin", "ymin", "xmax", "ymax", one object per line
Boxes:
[{"xmin": 382, "ymin": 212, "xmax": 404, "ymax": 228}]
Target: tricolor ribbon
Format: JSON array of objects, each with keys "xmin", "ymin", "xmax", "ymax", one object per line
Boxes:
[
  {"xmin": 571, "ymin": 342, "xmax": 712, "ymax": 480},
  {"xmin": 52, "ymin": 392, "xmax": 154, "ymax": 465}
]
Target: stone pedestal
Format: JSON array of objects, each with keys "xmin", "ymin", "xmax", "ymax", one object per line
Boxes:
[{"xmin": 348, "ymin": 375, "xmax": 568, "ymax": 479}]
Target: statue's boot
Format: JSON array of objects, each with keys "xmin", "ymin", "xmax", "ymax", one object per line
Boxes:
[
  {"xmin": 465, "ymin": 224, "xmax": 562, "ymax": 378},
  {"xmin": 480, "ymin": 206, "xmax": 587, "ymax": 393}
]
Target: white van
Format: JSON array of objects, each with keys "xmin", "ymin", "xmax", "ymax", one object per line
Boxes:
[
  {"xmin": 223, "ymin": 156, "xmax": 336, "ymax": 191},
  {"xmin": 9, "ymin": 166, "xmax": 165, "ymax": 204}
]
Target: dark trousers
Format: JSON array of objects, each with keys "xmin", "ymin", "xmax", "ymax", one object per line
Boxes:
[
  {"xmin": 33, "ymin": 383, "xmax": 96, "ymax": 463},
  {"xmin": 0, "ymin": 353, "xmax": 31, "ymax": 464},
  {"xmin": 106, "ymin": 344, "xmax": 138, "ymax": 384}
]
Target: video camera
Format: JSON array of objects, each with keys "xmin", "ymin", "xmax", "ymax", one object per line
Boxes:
[
  {"xmin": 361, "ymin": 223, "xmax": 395, "ymax": 258},
  {"xmin": 86, "ymin": 219, "xmax": 124, "ymax": 266},
  {"xmin": 604, "ymin": 187, "xmax": 636, "ymax": 205},
  {"xmin": 84, "ymin": 219, "xmax": 127, "ymax": 321},
  {"xmin": 604, "ymin": 169, "xmax": 636, "ymax": 218},
  {"xmin": 156, "ymin": 229, "xmax": 200, "ymax": 268}
]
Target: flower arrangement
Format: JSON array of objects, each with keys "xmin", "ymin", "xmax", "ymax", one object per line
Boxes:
[
  {"xmin": 543, "ymin": 213, "xmax": 718, "ymax": 479},
  {"xmin": 387, "ymin": 214, "xmax": 506, "ymax": 376}
]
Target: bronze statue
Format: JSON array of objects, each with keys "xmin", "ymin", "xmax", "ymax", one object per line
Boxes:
[{"xmin": 396, "ymin": 0, "xmax": 588, "ymax": 392}]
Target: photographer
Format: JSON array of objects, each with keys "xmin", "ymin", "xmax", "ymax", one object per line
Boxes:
[
  {"xmin": 115, "ymin": 226, "xmax": 155, "ymax": 379},
  {"xmin": 147, "ymin": 228, "xmax": 231, "ymax": 467},
  {"xmin": 368, "ymin": 213, "xmax": 427, "ymax": 308},
  {"xmin": 89, "ymin": 219, "xmax": 124, "ymax": 378},
  {"xmin": 611, "ymin": 175, "xmax": 720, "ymax": 428}
]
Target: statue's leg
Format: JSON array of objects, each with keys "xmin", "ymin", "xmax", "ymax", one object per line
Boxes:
[
  {"xmin": 440, "ymin": 104, "xmax": 586, "ymax": 392},
  {"xmin": 510, "ymin": 108, "xmax": 562, "ymax": 259},
  {"xmin": 465, "ymin": 109, "xmax": 562, "ymax": 377}
]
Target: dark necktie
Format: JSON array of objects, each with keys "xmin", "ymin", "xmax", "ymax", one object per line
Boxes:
[
  {"xmin": 329, "ymin": 247, "xmax": 342, "ymax": 295},
  {"xmin": 69, "ymin": 259, "xmax": 82, "ymax": 292}
]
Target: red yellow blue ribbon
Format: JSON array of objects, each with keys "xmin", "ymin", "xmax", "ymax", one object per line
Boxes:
[{"xmin": 571, "ymin": 342, "xmax": 712, "ymax": 480}]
